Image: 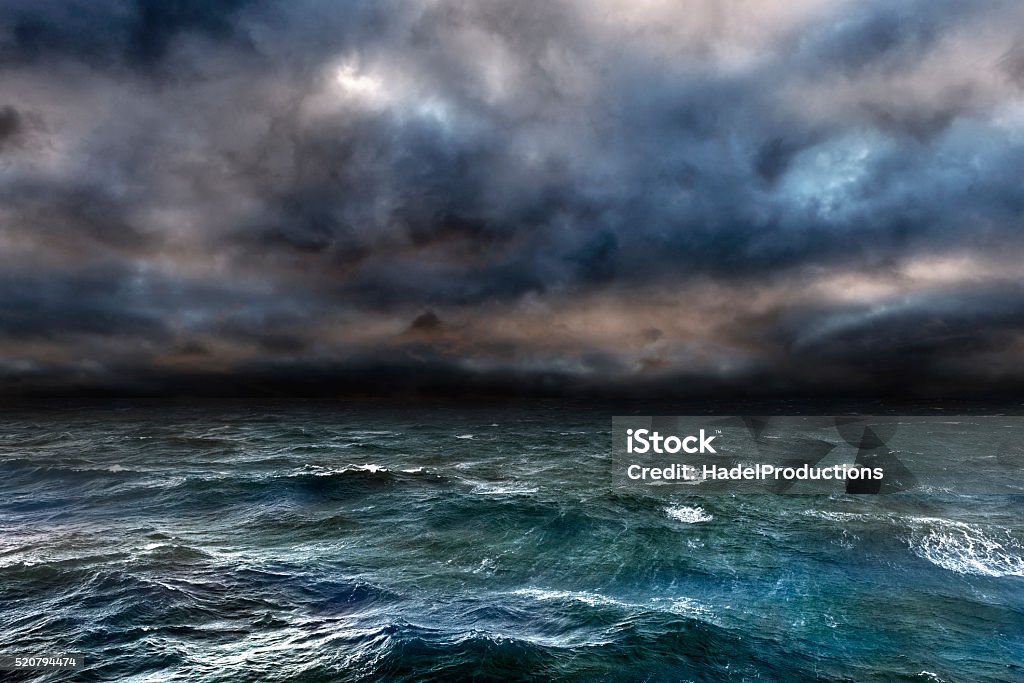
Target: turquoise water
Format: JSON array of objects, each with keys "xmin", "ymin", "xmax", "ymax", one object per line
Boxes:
[{"xmin": 1, "ymin": 402, "xmax": 1022, "ymax": 681}]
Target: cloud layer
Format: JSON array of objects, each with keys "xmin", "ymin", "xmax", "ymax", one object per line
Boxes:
[{"xmin": 2, "ymin": 0, "xmax": 1024, "ymax": 397}]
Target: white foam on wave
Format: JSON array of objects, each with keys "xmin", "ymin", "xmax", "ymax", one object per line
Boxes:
[
  {"xmin": 906, "ymin": 517, "xmax": 1024, "ymax": 578},
  {"xmin": 471, "ymin": 481, "xmax": 538, "ymax": 496},
  {"xmin": 455, "ymin": 434, "xmax": 475, "ymax": 440},
  {"xmin": 803, "ymin": 509, "xmax": 1024, "ymax": 578},
  {"xmin": 510, "ymin": 588, "xmax": 629, "ymax": 608},
  {"xmin": 665, "ymin": 505, "xmax": 712, "ymax": 523},
  {"xmin": 800, "ymin": 510, "xmax": 877, "ymax": 522},
  {"xmin": 346, "ymin": 464, "xmax": 389, "ymax": 474},
  {"xmin": 57, "ymin": 463, "xmax": 138, "ymax": 474},
  {"xmin": 295, "ymin": 464, "xmax": 390, "ymax": 477},
  {"xmin": 472, "ymin": 557, "xmax": 498, "ymax": 574},
  {"xmin": 512, "ymin": 588, "xmax": 716, "ymax": 623},
  {"xmin": 654, "ymin": 596, "xmax": 714, "ymax": 619}
]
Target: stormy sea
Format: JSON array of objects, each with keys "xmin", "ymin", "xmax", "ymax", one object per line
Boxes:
[{"xmin": 1, "ymin": 401, "xmax": 1021, "ymax": 682}]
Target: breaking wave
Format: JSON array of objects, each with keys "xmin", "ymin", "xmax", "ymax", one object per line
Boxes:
[
  {"xmin": 665, "ymin": 505, "xmax": 713, "ymax": 523},
  {"xmin": 906, "ymin": 517, "xmax": 1024, "ymax": 577}
]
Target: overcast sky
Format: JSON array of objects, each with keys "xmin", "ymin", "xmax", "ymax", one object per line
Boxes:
[{"xmin": 2, "ymin": 0, "xmax": 1024, "ymax": 397}]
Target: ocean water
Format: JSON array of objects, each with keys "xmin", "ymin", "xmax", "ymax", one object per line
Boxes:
[{"xmin": 1, "ymin": 401, "xmax": 1022, "ymax": 682}]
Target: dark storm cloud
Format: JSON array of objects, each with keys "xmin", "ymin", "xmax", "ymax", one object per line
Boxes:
[
  {"xmin": 805, "ymin": 0, "xmax": 965, "ymax": 74},
  {"xmin": 763, "ymin": 284, "xmax": 1024, "ymax": 390},
  {"xmin": 0, "ymin": 106, "xmax": 24, "ymax": 149},
  {"xmin": 0, "ymin": 178, "xmax": 154, "ymax": 252},
  {"xmin": 2, "ymin": 0, "xmax": 1024, "ymax": 396},
  {"xmin": 1, "ymin": 0, "xmax": 256, "ymax": 68},
  {"xmin": 0, "ymin": 268, "xmax": 165, "ymax": 340}
]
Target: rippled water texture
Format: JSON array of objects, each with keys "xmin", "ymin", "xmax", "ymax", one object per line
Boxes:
[{"xmin": 1, "ymin": 402, "xmax": 1022, "ymax": 681}]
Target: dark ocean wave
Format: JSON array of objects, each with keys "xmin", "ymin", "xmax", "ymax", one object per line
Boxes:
[{"xmin": 1, "ymin": 404, "xmax": 1022, "ymax": 682}]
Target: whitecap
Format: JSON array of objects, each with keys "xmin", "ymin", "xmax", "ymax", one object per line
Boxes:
[
  {"xmin": 295, "ymin": 464, "xmax": 390, "ymax": 476},
  {"xmin": 472, "ymin": 557, "xmax": 497, "ymax": 574},
  {"xmin": 472, "ymin": 482, "xmax": 538, "ymax": 496},
  {"xmin": 800, "ymin": 510, "xmax": 878, "ymax": 523},
  {"xmin": 347, "ymin": 464, "xmax": 389, "ymax": 474},
  {"xmin": 662, "ymin": 596, "xmax": 714, "ymax": 618},
  {"xmin": 906, "ymin": 517, "xmax": 1024, "ymax": 577},
  {"xmin": 514, "ymin": 589, "xmax": 716, "ymax": 623},
  {"xmin": 665, "ymin": 505, "xmax": 712, "ymax": 523},
  {"xmin": 509, "ymin": 588, "xmax": 624, "ymax": 608}
]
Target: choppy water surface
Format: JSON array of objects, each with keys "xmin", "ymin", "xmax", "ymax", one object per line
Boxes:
[{"xmin": 1, "ymin": 402, "xmax": 1021, "ymax": 682}]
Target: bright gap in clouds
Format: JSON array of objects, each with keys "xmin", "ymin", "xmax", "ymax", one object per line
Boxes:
[{"xmin": 334, "ymin": 59, "xmax": 386, "ymax": 103}]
